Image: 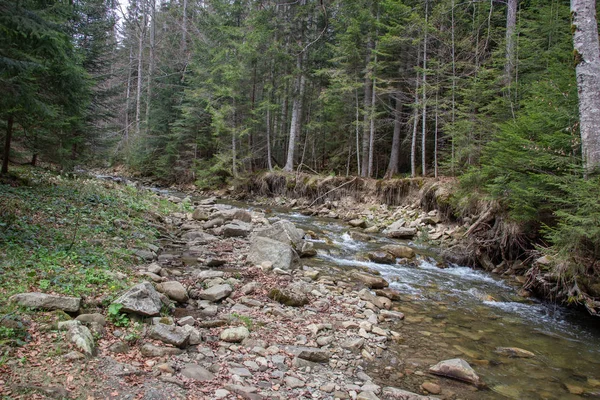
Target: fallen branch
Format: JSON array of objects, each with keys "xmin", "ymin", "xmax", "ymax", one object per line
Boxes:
[
  {"xmin": 308, "ymin": 177, "xmax": 357, "ymax": 208},
  {"xmin": 463, "ymin": 207, "xmax": 493, "ymax": 238}
]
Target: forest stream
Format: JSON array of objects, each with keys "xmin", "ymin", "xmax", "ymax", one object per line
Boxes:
[{"xmin": 135, "ymin": 177, "xmax": 600, "ymax": 400}]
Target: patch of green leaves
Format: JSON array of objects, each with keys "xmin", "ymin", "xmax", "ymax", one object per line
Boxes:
[{"xmin": 107, "ymin": 303, "xmax": 130, "ymax": 327}]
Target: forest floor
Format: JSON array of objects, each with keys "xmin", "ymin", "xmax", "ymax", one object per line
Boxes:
[{"xmin": 0, "ymin": 167, "xmax": 524, "ymax": 399}]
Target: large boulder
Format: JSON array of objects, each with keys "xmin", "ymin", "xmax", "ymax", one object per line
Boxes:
[
  {"xmin": 112, "ymin": 282, "xmax": 163, "ymax": 317},
  {"xmin": 9, "ymin": 293, "xmax": 81, "ymax": 313},
  {"xmin": 198, "ymin": 284, "xmax": 233, "ymax": 302},
  {"xmin": 157, "ymin": 281, "xmax": 188, "ymax": 303},
  {"xmin": 59, "ymin": 320, "xmax": 95, "ymax": 356},
  {"xmin": 367, "ymin": 251, "xmax": 396, "ymax": 265},
  {"xmin": 247, "ymin": 236, "xmax": 298, "ymax": 270},
  {"xmin": 429, "ymin": 358, "xmax": 482, "ymax": 386},
  {"xmin": 254, "ymin": 220, "xmax": 304, "ymax": 247}
]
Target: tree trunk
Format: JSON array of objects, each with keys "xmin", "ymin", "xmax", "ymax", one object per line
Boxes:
[
  {"xmin": 571, "ymin": 0, "xmax": 600, "ymax": 173},
  {"xmin": 421, "ymin": 0, "xmax": 428, "ymax": 177},
  {"xmin": 145, "ymin": 0, "xmax": 155, "ymax": 136},
  {"xmin": 1, "ymin": 115, "xmax": 14, "ymax": 174},
  {"xmin": 367, "ymin": 74, "xmax": 376, "ymax": 178},
  {"xmin": 355, "ymin": 87, "xmax": 361, "ymax": 174},
  {"xmin": 361, "ymin": 38, "xmax": 373, "ymax": 177},
  {"xmin": 135, "ymin": 1, "xmax": 147, "ymax": 138},
  {"xmin": 411, "ymin": 69, "xmax": 420, "ymax": 178},
  {"xmin": 124, "ymin": 44, "xmax": 133, "ymax": 145},
  {"xmin": 385, "ymin": 95, "xmax": 402, "ymax": 179},
  {"xmin": 182, "ymin": 0, "xmax": 188, "ymax": 53},
  {"xmin": 504, "ymin": 0, "xmax": 517, "ymax": 84},
  {"xmin": 283, "ymin": 53, "xmax": 306, "ymax": 172},
  {"xmin": 434, "ymin": 93, "xmax": 439, "ymax": 179}
]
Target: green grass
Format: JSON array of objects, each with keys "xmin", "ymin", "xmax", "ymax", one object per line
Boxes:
[{"xmin": 0, "ymin": 166, "xmax": 183, "ymax": 306}]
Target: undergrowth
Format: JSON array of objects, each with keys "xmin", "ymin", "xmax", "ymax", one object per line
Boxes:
[{"xmin": 0, "ymin": 166, "xmax": 182, "ymax": 306}]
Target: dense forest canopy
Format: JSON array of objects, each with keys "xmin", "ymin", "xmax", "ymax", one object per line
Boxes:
[{"xmin": 1, "ymin": 0, "xmax": 600, "ymax": 304}]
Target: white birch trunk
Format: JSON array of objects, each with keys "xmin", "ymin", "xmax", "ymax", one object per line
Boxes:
[
  {"xmin": 504, "ymin": 0, "xmax": 518, "ymax": 83},
  {"xmin": 421, "ymin": 0, "xmax": 428, "ymax": 177},
  {"xmin": 283, "ymin": 53, "xmax": 306, "ymax": 172},
  {"xmin": 571, "ymin": 0, "xmax": 600, "ymax": 172},
  {"xmin": 135, "ymin": 1, "xmax": 147, "ymax": 138}
]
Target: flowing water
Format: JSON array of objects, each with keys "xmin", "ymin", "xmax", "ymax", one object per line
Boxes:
[{"xmin": 262, "ymin": 208, "xmax": 600, "ymax": 399}]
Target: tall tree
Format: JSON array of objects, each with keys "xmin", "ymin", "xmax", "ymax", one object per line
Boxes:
[{"xmin": 571, "ymin": 0, "xmax": 600, "ymax": 173}]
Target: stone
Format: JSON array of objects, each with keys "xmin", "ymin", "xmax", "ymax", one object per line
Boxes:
[
  {"xmin": 181, "ymin": 364, "xmax": 215, "ymax": 381},
  {"xmin": 254, "ymin": 220, "xmax": 304, "ymax": 248},
  {"xmin": 157, "ymin": 281, "xmax": 189, "ymax": 303},
  {"xmin": 141, "ymin": 343, "xmax": 184, "ymax": 357},
  {"xmin": 230, "ymin": 367, "xmax": 252, "ymax": 377},
  {"xmin": 108, "ymin": 341, "xmax": 130, "ymax": 354},
  {"xmin": 177, "ymin": 316, "xmax": 195, "ymax": 326},
  {"xmin": 112, "ymin": 282, "xmax": 163, "ymax": 317},
  {"xmin": 383, "ymin": 223, "xmax": 417, "ymax": 239},
  {"xmin": 320, "ymin": 383, "xmax": 336, "ymax": 393},
  {"xmin": 287, "ymin": 346, "xmax": 330, "ymax": 362},
  {"xmin": 183, "ymin": 231, "xmax": 218, "ymax": 243},
  {"xmin": 181, "ymin": 325, "xmax": 202, "ymax": 345},
  {"xmin": 381, "ymin": 387, "xmax": 436, "ymax": 399},
  {"xmin": 240, "ymin": 281, "xmax": 260, "ymax": 295},
  {"xmin": 133, "ymin": 249, "xmax": 156, "ymax": 261},
  {"xmin": 148, "ymin": 323, "xmax": 190, "ymax": 348},
  {"xmin": 192, "ymin": 208, "xmax": 210, "ymax": 221},
  {"xmin": 380, "ymin": 244, "xmax": 415, "ymax": 259},
  {"xmin": 367, "ymin": 251, "xmax": 396, "ymax": 265},
  {"xmin": 65, "ymin": 321, "xmax": 95, "ymax": 356},
  {"xmin": 494, "ymin": 347, "xmax": 535, "ymax": 358},
  {"xmin": 268, "ymin": 287, "xmax": 309, "ymax": 307},
  {"xmin": 214, "ymin": 389, "xmax": 230, "ymax": 399},
  {"xmin": 76, "ymin": 313, "xmax": 106, "ymax": 326},
  {"xmin": 156, "ymin": 363, "xmax": 175, "ymax": 374},
  {"xmin": 284, "ymin": 376, "xmax": 305, "ymax": 388},
  {"xmin": 341, "ymin": 338, "xmax": 365, "ymax": 351},
  {"xmin": 232, "ymin": 209, "xmax": 253, "ymax": 223},
  {"xmin": 9, "ymin": 292, "xmax": 81, "ymax": 312},
  {"xmin": 357, "ymin": 391, "xmax": 379, "ymax": 400},
  {"xmin": 220, "ymin": 326, "xmax": 250, "ymax": 342},
  {"xmin": 421, "ymin": 382, "xmax": 441, "ymax": 395},
  {"xmin": 352, "ymin": 273, "xmax": 389, "ymax": 289},
  {"xmin": 247, "ymin": 236, "xmax": 298, "ymax": 270},
  {"xmin": 195, "ymin": 270, "xmax": 225, "ymax": 280},
  {"xmin": 349, "ymin": 219, "xmax": 367, "ymax": 228},
  {"xmin": 222, "ymin": 221, "xmax": 252, "ymax": 238},
  {"xmin": 429, "ymin": 358, "xmax": 482, "ymax": 386},
  {"xmin": 317, "ymin": 336, "xmax": 335, "ymax": 346},
  {"xmin": 198, "ymin": 284, "xmax": 233, "ymax": 302}
]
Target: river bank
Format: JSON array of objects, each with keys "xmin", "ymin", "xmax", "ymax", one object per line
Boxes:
[{"xmin": 3, "ymin": 167, "xmax": 599, "ymax": 399}]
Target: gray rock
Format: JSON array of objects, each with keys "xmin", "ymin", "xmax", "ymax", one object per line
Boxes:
[
  {"xmin": 108, "ymin": 341, "xmax": 130, "ymax": 354},
  {"xmin": 254, "ymin": 220, "xmax": 304, "ymax": 248},
  {"xmin": 182, "ymin": 231, "xmax": 218, "ymax": 243},
  {"xmin": 284, "ymin": 376, "xmax": 305, "ymax": 388},
  {"xmin": 199, "ymin": 284, "xmax": 233, "ymax": 302},
  {"xmin": 383, "ymin": 225, "xmax": 417, "ymax": 239},
  {"xmin": 230, "ymin": 367, "xmax": 252, "ymax": 377},
  {"xmin": 247, "ymin": 236, "xmax": 298, "ymax": 270},
  {"xmin": 76, "ymin": 313, "xmax": 106, "ymax": 326},
  {"xmin": 222, "ymin": 221, "xmax": 252, "ymax": 237},
  {"xmin": 341, "ymin": 338, "xmax": 365, "ymax": 351},
  {"xmin": 429, "ymin": 358, "xmax": 482, "ymax": 386},
  {"xmin": 240, "ymin": 281, "xmax": 260, "ymax": 295},
  {"xmin": 148, "ymin": 323, "xmax": 190, "ymax": 348},
  {"xmin": 220, "ymin": 326, "xmax": 250, "ymax": 343},
  {"xmin": 348, "ymin": 219, "xmax": 367, "ymax": 228},
  {"xmin": 203, "ymin": 218, "xmax": 225, "ymax": 229},
  {"xmin": 65, "ymin": 321, "xmax": 95, "ymax": 356},
  {"xmin": 381, "ymin": 244, "xmax": 415, "ymax": 259},
  {"xmin": 133, "ymin": 249, "xmax": 157, "ymax": 261},
  {"xmin": 177, "ymin": 316, "xmax": 195, "ymax": 326},
  {"xmin": 140, "ymin": 343, "xmax": 184, "ymax": 357},
  {"xmin": 357, "ymin": 392, "xmax": 380, "ymax": 400},
  {"xmin": 157, "ymin": 281, "xmax": 189, "ymax": 303},
  {"xmin": 9, "ymin": 292, "xmax": 81, "ymax": 312},
  {"xmin": 181, "ymin": 364, "xmax": 215, "ymax": 381},
  {"xmin": 381, "ymin": 387, "xmax": 438, "ymax": 400},
  {"xmin": 352, "ymin": 272, "xmax": 389, "ymax": 289},
  {"xmin": 367, "ymin": 251, "xmax": 396, "ymax": 265},
  {"xmin": 232, "ymin": 209, "xmax": 253, "ymax": 223},
  {"xmin": 195, "ymin": 270, "xmax": 225, "ymax": 280},
  {"xmin": 268, "ymin": 287, "xmax": 309, "ymax": 307},
  {"xmin": 181, "ymin": 325, "xmax": 202, "ymax": 345},
  {"xmin": 113, "ymin": 282, "xmax": 163, "ymax": 316},
  {"xmin": 494, "ymin": 347, "xmax": 535, "ymax": 358},
  {"xmin": 192, "ymin": 208, "xmax": 210, "ymax": 221},
  {"xmin": 287, "ymin": 346, "xmax": 330, "ymax": 363}
]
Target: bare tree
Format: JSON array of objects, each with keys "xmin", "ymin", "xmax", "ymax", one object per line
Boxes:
[
  {"xmin": 571, "ymin": 0, "xmax": 600, "ymax": 173},
  {"xmin": 135, "ymin": 0, "xmax": 147, "ymax": 138},
  {"xmin": 504, "ymin": 0, "xmax": 517, "ymax": 83},
  {"xmin": 421, "ymin": 0, "xmax": 429, "ymax": 176}
]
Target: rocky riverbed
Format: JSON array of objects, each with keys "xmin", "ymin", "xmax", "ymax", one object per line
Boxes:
[{"xmin": 3, "ymin": 193, "xmax": 488, "ymax": 400}]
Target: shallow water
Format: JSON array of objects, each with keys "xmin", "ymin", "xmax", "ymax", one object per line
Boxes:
[{"xmin": 271, "ymin": 210, "xmax": 600, "ymax": 399}]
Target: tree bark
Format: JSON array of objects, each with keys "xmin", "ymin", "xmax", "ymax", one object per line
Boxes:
[
  {"xmin": 135, "ymin": 0, "xmax": 147, "ymax": 138},
  {"xmin": 145, "ymin": 0, "xmax": 155, "ymax": 136},
  {"xmin": 361, "ymin": 38, "xmax": 373, "ymax": 177},
  {"xmin": 385, "ymin": 95, "xmax": 402, "ymax": 179},
  {"xmin": 283, "ymin": 52, "xmax": 306, "ymax": 172},
  {"xmin": 421, "ymin": 0, "xmax": 428, "ymax": 177},
  {"xmin": 1, "ymin": 115, "xmax": 14, "ymax": 174},
  {"xmin": 504, "ymin": 0, "xmax": 517, "ymax": 84},
  {"xmin": 411, "ymin": 69, "xmax": 420, "ymax": 178},
  {"xmin": 571, "ymin": 0, "xmax": 600, "ymax": 173}
]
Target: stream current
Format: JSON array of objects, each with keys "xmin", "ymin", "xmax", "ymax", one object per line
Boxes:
[{"xmin": 260, "ymin": 207, "xmax": 600, "ymax": 399}]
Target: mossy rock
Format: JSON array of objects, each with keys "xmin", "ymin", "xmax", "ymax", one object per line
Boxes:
[{"xmin": 268, "ymin": 288, "xmax": 309, "ymax": 307}]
